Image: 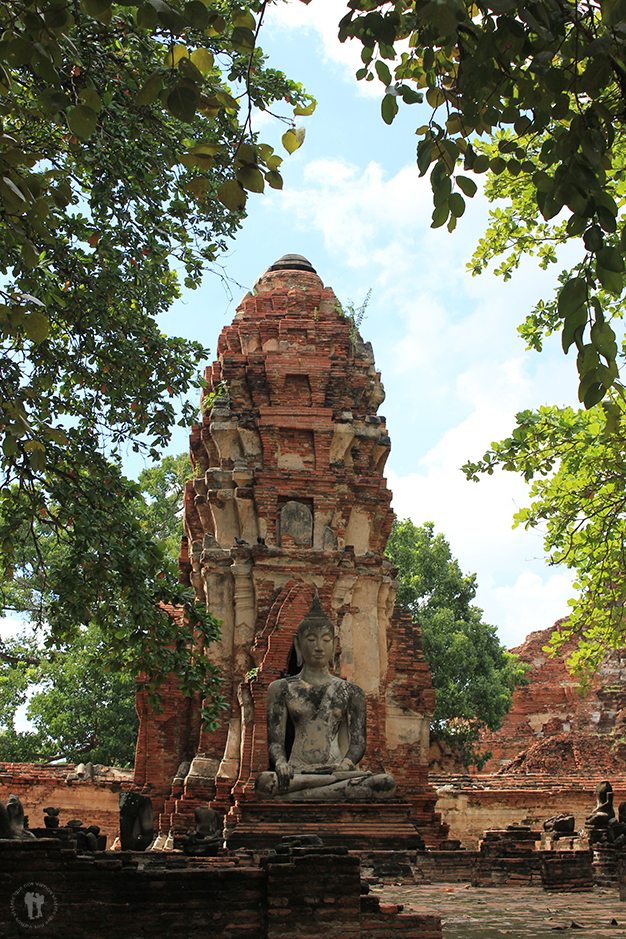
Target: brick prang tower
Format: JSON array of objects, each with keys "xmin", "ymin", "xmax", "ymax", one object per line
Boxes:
[{"xmin": 134, "ymin": 255, "xmax": 447, "ymax": 848}]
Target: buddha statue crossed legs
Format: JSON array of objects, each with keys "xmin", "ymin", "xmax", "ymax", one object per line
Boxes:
[{"xmin": 255, "ymin": 595, "xmax": 395, "ymax": 802}]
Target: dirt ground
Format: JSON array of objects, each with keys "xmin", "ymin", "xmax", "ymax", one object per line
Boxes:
[{"xmin": 372, "ymin": 883, "xmax": 626, "ymax": 938}]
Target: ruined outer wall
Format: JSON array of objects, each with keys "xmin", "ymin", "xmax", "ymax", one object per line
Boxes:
[
  {"xmin": 0, "ymin": 763, "xmax": 133, "ymax": 842},
  {"xmin": 478, "ymin": 624, "xmax": 626, "ymax": 774},
  {"xmin": 0, "ymin": 840, "xmax": 442, "ymax": 939},
  {"xmin": 432, "ymin": 774, "xmax": 626, "ymax": 849}
]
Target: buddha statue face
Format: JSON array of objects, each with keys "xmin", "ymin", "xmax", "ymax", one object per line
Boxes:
[
  {"xmin": 295, "ymin": 624, "xmax": 336, "ymax": 669},
  {"xmin": 293, "ymin": 594, "xmax": 338, "ymax": 671}
]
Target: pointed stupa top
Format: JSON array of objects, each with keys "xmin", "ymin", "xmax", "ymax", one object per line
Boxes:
[{"xmin": 297, "ymin": 592, "xmax": 334, "ymax": 635}]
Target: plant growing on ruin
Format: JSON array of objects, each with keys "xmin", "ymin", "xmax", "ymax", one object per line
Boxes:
[
  {"xmin": 336, "ymin": 289, "xmax": 371, "ymax": 344},
  {"xmin": 385, "ymin": 519, "xmax": 528, "ymax": 768}
]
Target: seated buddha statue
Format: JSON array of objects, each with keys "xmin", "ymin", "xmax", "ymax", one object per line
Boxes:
[{"xmin": 255, "ymin": 595, "xmax": 395, "ymax": 802}]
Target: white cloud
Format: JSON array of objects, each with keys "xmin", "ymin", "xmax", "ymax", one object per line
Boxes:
[
  {"xmin": 275, "ymin": 158, "xmax": 433, "ymax": 267},
  {"xmin": 265, "ymin": 0, "xmax": 380, "ymax": 95},
  {"xmin": 386, "ymin": 355, "xmax": 576, "ymax": 649},
  {"xmin": 491, "ymin": 571, "xmax": 575, "ymax": 650}
]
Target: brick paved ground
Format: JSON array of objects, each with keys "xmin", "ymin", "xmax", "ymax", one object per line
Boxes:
[{"xmin": 373, "ymin": 883, "xmax": 626, "ymax": 938}]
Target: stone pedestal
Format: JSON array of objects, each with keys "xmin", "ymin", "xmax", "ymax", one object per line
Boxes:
[{"xmin": 227, "ymin": 801, "xmax": 431, "ymax": 851}]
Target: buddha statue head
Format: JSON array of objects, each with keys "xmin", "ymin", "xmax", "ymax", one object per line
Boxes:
[{"xmin": 293, "ymin": 594, "xmax": 338, "ymax": 672}]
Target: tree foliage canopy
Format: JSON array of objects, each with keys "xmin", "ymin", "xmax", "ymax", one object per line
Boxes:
[
  {"xmin": 0, "ymin": 0, "xmax": 313, "ymax": 711},
  {"xmin": 385, "ymin": 518, "xmax": 527, "ymax": 767},
  {"xmin": 0, "ymin": 622, "xmax": 139, "ymax": 765},
  {"xmin": 0, "ymin": 453, "xmax": 194, "ymax": 764},
  {"xmin": 336, "ymin": 0, "xmax": 626, "ymax": 408},
  {"xmin": 464, "ymin": 400, "xmax": 626, "ymax": 681}
]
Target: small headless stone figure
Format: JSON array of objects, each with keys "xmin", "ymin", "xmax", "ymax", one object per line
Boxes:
[
  {"xmin": 586, "ymin": 780, "xmax": 615, "ymax": 829},
  {"xmin": 0, "ymin": 794, "xmax": 35, "ymax": 840},
  {"xmin": 255, "ymin": 595, "xmax": 395, "ymax": 802}
]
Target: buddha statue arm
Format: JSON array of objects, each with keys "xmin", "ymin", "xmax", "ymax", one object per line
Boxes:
[
  {"xmin": 340, "ymin": 684, "xmax": 367, "ymax": 769},
  {"xmin": 266, "ymin": 679, "xmax": 293, "ymax": 790}
]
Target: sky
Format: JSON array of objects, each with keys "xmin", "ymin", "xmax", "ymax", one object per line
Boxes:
[
  {"xmin": 1, "ymin": 0, "xmax": 581, "ymax": 659},
  {"xmin": 155, "ymin": 0, "xmax": 579, "ymax": 650}
]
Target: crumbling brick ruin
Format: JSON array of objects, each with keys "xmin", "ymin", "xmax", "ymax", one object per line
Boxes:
[{"xmin": 133, "ymin": 255, "xmax": 447, "ymax": 848}]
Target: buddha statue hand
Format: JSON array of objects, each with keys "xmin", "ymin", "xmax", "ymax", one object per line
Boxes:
[{"xmin": 274, "ymin": 760, "xmax": 294, "ymax": 792}]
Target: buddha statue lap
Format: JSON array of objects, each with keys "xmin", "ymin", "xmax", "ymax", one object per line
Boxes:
[{"xmin": 255, "ymin": 595, "xmax": 395, "ymax": 803}]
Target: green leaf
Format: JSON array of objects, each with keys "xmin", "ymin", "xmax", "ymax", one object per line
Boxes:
[
  {"xmin": 135, "ymin": 72, "xmax": 163, "ymax": 106},
  {"xmin": 183, "ymin": 177, "xmax": 211, "ymax": 195},
  {"xmin": 597, "ymin": 205, "xmax": 617, "ymax": 233},
  {"xmin": 184, "ymin": 1, "xmax": 209, "ymax": 27},
  {"xmin": 561, "ymin": 304, "xmax": 587, "ymax": 353},
  {"xmin": 45, "ymin": 427, "xmax": 68, "ymax": 446},
  {"xmin": 21, "ymin": 241, "xmax": 40, "ymax": 269},
  {"xmin": 28, "ymin": 446, "xmax": 46, "ymax": 472},
  {"xmin": 597, "ymin": 247, "xmax": 624, "ymax": 273},
  {"xmin": 164, "ymin": 44, "xmax": 188, "ymax": 67},
  {"xmin": 148, "ymin": 0, "xmax": 186, "ymax": 32},
  {"xmin": 421, "ymin": 0, "xmax": 461, "ymax": 36},
  {"xmin": 233, "ymin": 8, "xmax": 256, "ymax": 28},
  {"xmin": 265, "ymin": 170, "xmax": 283, "ymax": 190},
  {"xmin": 583, "ymin": 226, "xmax": 604, "ymax": 252},
  {"xmin": 231, "ymin": 27, "xmax": 255, "ymax": 53},
  {"xmin": 417, "ymin": 140, "xmax": 433, "ymax": 177},
  {"xmin": 236, "ymin": 165, "xmax": 265, "ymax": 193},
  {"xmin": 375, "ymin": 61, "xmax": 392, "ymax": 85},
  {"xmin": 449, "ymin": 192, "xmax": 465, "ymax": 217},
  {"xmin": 215, "ymin": 90, "xmax": 239, "ymax": 110},
  {"xmin": 601, "ymin": 0, "xmax": 626, "ymax": 25},
  {"xmin": 81, "ymin": 0, "xmax": 112, "ymax": 16},
  {"xmin": 6, "ymin": 39, "xmax": 34, "ymax": 67},
  {"xmin": 583, "ymin": 381, "xmax": 606, "ymax": 408},
  {"xmin": 79, "ymin": 88, "xmax": 102, "ymax": 112},
  {"xmin": 136, "ymin": 3, "xmax": 158, "ymax": 28},
  {"xmin": 566, "ymin": 215, "xmax": 587, "ymax": 237},
  {"xmin": 67, "ymin": 106, "xmax": 98, "ymax": 138},
  {"xmin": 456, "ymin": 175, "xmax": 477, "ymax": 197},
  {"xmin": 217, "ymin": 180, "xmax": 246, "ymax": 211},
  {"xmin": 38, "ymin": 90, "xmax": 71, "ymax": 114},
  {"xmin": 166, "ymin": 84, "xmax": 198, "ymax": 122},
  {"xmin": 25, "ymin": 312, "xmax": 49, "ymax": 343},
  {"xmin": 558, "ymin": 278, "xmax": 587, "ymax": 319},
  {"xmin": 190, "ymin": 48, "xmax": 214, "ymax": 74},
  {"xmin": 591, "ymin": 322, "xmax": 618, "ymax": 359},
  {"xmin": 431, "ymin": 201, "xmax": 449, "ymax": 228},
  {"xmin": 596, "ymin": 265, "xmax": 623, "ymax": 295},
  {"xmin": 381, "ymin": 94, "xmax": 399, "ymax": 125},
  {"xmin": 179, "ymin": 58, "xmax": 204, "ymax": 83}
]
